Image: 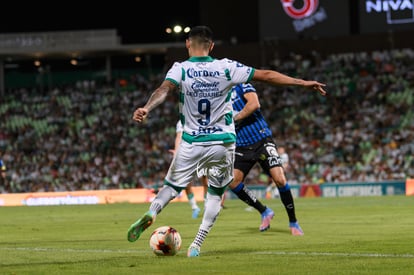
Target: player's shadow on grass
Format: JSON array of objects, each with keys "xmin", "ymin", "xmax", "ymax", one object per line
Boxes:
[{"xmin": 238, "ymin": 226, "xmax": 289, "ymax": 235}]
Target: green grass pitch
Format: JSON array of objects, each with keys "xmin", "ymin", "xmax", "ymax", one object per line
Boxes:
[{"xmin": 0, "ymin": 195, "xmax": 413, "ymax": 274}]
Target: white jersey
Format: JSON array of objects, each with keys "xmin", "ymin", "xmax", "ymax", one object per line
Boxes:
[{"xmin": 166, "ymin": 56, "xmax": 254, "ymax": 145}]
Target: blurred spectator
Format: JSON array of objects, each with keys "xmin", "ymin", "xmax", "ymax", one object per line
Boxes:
[{"xmin": 0, "ymin": 151, "xmax": 8, "ymax": 192}]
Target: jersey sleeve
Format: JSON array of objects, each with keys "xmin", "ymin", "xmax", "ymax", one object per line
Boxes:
[
  {"xmin": 241, "ymin": 83, "xmax": 256, "ymax": 93},
  {"xmin": 224, "ymin": 58, "xmax": 255, "ymax": 84},
  {"xmin": 165, "ymin": 62, "xmax": 183, "ymax": 87}
]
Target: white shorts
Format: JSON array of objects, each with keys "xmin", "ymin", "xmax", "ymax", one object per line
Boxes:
[{"xmin": 165, "ymin": 141, "xmax": 235, "ymax": 189}]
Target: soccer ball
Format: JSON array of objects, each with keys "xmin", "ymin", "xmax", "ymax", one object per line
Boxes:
[{"xmin": 149, "ymin": 226, "xmax": 182, "ymax": 256}]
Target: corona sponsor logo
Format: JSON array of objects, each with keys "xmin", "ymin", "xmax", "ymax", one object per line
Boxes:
[{"xmin": 186, "ymin": 68, "xmax": 220, "ymax": 78}]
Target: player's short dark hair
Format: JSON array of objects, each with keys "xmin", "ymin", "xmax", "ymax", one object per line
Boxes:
[{"xmin": 188, "ymin": 26, "xmax": 213, "ymax": 42}]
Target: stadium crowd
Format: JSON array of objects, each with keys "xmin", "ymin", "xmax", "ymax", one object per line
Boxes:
[{"xmin": 0, "ymin": 48, "xmax": 413, "ymax": 193}]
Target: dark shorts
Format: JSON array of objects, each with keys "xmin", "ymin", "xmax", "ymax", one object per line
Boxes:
[{"xmin": 234, "ymin": 137, "xmax": 283, "ymax": 176}]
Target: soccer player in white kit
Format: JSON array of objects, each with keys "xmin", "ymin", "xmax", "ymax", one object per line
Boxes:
[{"xmin": 128, "ymin": 25, "xmax": 326, "ymax": 257}]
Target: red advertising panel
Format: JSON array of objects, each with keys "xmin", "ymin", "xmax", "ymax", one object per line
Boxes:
[
  {"xmin": 0, "ymin": 187, "xmax": 206, "ymax": 207},
  {"xmin": 406, "ymin": 178, "xmax": 414, "ymax": 196}
]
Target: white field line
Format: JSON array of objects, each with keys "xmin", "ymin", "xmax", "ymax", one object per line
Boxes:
[{"xmin": 0, "ymin": 247, "xmax": 413, "ymax": 258}]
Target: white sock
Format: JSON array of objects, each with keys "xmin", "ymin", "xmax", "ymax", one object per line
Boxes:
[
  {"xmin": 187, "ymin": 193, "xmax": 199, "ymax": 210},
  {"xmin": 200, "ymin": 193, "xmax": 222, "ymax": 232}
]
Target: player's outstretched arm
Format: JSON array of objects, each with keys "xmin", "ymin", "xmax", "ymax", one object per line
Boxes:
[
  {"xmin": 132, "ymin": 80, "xmax": 176, "ymax": 123},
  {"xmin": 253, "ymin": 69, "xmax": 327, "ymax": 96}
]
